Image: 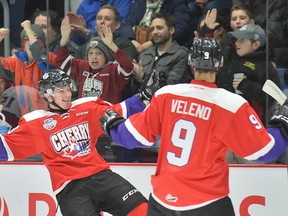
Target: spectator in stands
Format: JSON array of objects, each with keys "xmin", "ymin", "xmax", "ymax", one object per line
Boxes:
[
  {"xmin": 0, "ymin": 24, "xmax": 47, "ymax": 88},
  {"xmin": 226, "ymin": 24, "xmax": 280, "ymax": 123},
  {"xmin": 120, "ymin": 0, "xmax": 192, "ymax": 52},
  {"xmin": 233, "ymin": 0, "xmax": 288, "ymax": 68},
  {"xmin": 68, "ymin": 5, "xmax": 138, "ymax": 101},
  {"xmin": 71, "ymin": 0, "xmax": 131, "ymax": 44},
  {"xmin": 224, "ymin": 24, "xmax": 280, "ymax": 163},
  {"xmin": 0, "ymin": 24, "xmax": 49, "ymax": 118},
  {"xmin": 200, "ymin": 4, "xmax": 275, "ymax": 164},
  {"xmin": 217, "ymin": 4, "xmax": 255, "ymax": 90},
  {"xmin": 30, "ymin": 9, "xmax": 63, "ymax": 53},
  {"xmin": 131, "ymin": 12, "xmax": 192, "ymax": 95},
  {"xmin": 68, "ymin": 5, "xmax": 138, "ymax": 62},
  {"xmin": 229, "ymin": 3, "xmax": 254, "ymax": 31},
  {"xmin": 57, "ymin": 16, "xmax": 133, "ymax": 104},
  {"xmin": 199, "ymin": 4, "xmax": 287, "ymax": 163}
]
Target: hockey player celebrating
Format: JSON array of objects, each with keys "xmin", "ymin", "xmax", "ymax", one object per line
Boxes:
[
  {"xmin": 100, "ymin": 38, "xmax": 288, "ymax": 215},
  {"xmin": 0, "ymin": 68, "xmax": 149, "ymax": 215}
]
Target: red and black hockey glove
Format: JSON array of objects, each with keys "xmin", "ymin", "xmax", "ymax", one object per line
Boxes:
[{"xmin": 137, "ymin": 71, "xmax": 167, "ymax": 101}]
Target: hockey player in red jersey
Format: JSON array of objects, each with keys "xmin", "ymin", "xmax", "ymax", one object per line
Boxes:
[
  {"xmin": 100, "ymin": 38, "xmax": 288, "ymax": 215},
  {"xmin": 0, "ymin": 69, "xmax": 148, "ymax": 215}
]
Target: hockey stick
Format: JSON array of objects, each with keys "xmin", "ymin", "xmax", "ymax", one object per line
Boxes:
[
  {"xmin": 262, "ymin": 80, "xmax": 288, "ymax": 105},
  {"xmin": 263, "ymin": 80, "xmax": 288, "ymax": 178}
]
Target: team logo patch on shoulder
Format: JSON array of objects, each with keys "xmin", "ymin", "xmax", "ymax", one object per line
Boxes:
[{"xmin": 43, "ymin": 118, "xmax": 57, "ymax": 130}]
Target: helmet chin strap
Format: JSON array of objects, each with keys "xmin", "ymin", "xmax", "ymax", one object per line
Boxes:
[{"xmin": 47, "ymin": 95, "xmax": 68, "ymax": 114}]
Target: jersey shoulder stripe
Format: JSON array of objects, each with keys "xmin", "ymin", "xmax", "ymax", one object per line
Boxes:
[
  {"xmin": 155, "ymin": 84, "xmax": 247, "ymax": 113},
  {"xmin": 23, "ymin": 110, "xmax": 54, "ymax": 122},
  {"xmin": 71, "ymin": 97, "xmax": 111, "ymax": 107}
]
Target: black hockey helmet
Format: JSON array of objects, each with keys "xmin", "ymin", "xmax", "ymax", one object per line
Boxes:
[
  {"xmin": 188, "ymin": 38, "xmax": 223, "ymax": 71},
  {"xmin": 38, "ymin": 69, "xmax": 71, "ymax": 96}
]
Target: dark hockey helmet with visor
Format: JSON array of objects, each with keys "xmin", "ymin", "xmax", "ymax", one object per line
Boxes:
[
  {"xmin": 188, "ymin": 38, "xmax": 223, "ymax": 71},
  {"xmin": 39, "ymin": 69, "xmax": 72, "ymax": 96}
]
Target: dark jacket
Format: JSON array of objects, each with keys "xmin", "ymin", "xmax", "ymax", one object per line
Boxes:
[
  {"xmin": 233, "ymin": 0, "xmax": 288, "ymax": 67},
  {"xmin": 131, "ymin": 41, "xmax": 192, "ymax": 94},
  {"xmin": 218, "ymin": 46, "xmax": 280, "ymax": 124}
]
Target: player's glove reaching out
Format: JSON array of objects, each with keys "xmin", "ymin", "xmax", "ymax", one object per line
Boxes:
[
  {"xmin": 269, "ymin": 103, "xmax": 288, "ymax": 139},
  {"xmin": 137, "ymin": 71, "xmax": 167, "ymax": 101},
  {"xmin": 100, "ymin": 110, "xmax": 124, "ymax": 138}
]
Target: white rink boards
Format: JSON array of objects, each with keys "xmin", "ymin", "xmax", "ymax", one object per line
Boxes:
[{"xmin": 0, "ymin": 163, "xmax": 287, "ymax": 216}]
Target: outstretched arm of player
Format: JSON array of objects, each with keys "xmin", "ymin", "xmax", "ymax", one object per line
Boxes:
[
  {"xmin": 100, "ymin": 73, "xmax": 167, "ymax": 147},
  {"xmin": 100, "ymin": 90, "xmax": 162, "ymax": 149},
  {"xmin": 100, "ymin": 110, "xmax": 125, "ymax": 137},
  {"xmin": 256, "ymin": 103, "xmax": 288, "ymax": 162},
  {"xmin": 100, "ymin": 110, "xmax": 146, "ymax": 149}
]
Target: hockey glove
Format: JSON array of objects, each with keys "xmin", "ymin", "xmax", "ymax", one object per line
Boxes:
[
  {"xmin": 269, "ymin": 103, "xmax": 288, "ymax": 139},
  {"xmin": 100, "ymin": 110, "xmax": 125, "ymax": 138},
  {"xmin": 137, "ymin": 71, "xmax": 167, "ymax": 101}
]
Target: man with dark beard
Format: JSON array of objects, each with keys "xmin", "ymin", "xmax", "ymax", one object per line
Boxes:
[{"xmin": 130, "ymin": 12, "xmax": 192, "ymax": 96}]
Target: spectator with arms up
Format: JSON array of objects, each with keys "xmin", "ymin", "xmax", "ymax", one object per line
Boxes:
[
  {"xmin": 0, "ymin": 24, "xmax": 49, "ymax": 118},
  {"xmin": 69, "ymin": 5, "xmax": 138, "ymax": 61},
  {"xmin": 31, "ymin": 9, "xmax": 63, "ymax": 53},
  {"xmin": 71, "ymin": 0, "xmax": 131, "ymax": 44},
  {"xmin": 57, "ymin": 16, "xmax": 133, "ymax": 103},
  {"xmin": 0, "ymin": 24, "xmax": 47, "ymax": 88},
  {"xmin": 100, "ymin": 38, "xmax": 288, "ymax": 215}
]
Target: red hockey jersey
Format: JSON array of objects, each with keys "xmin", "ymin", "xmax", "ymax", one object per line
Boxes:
[
  {"xmin": 113, "ymin": 80, "xmax": 275, "ymax": 210},
  {"xmin": 0, "ymin": 96, "xmax": 144, "ymax": 194}
]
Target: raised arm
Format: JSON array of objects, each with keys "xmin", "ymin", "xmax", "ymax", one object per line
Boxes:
[
  {"xmin": 60, "ymin": 16, "xmax": 72, "ymax": 47},
  {"xmin": 21, "ymin": 20, "xmax": 37, "ymax": 45},
  {"xmin": 99, "ymin": 26, "xmax": 118, "ymax": 53},
  {"xmin": 0, "ymin": 28, "xmax": 9, "ymax": 44}
]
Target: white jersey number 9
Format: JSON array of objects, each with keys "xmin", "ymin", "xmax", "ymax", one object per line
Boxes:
[{"xmin": 167, "ymin": 119, "xmax": 196, "ymax": 167}]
